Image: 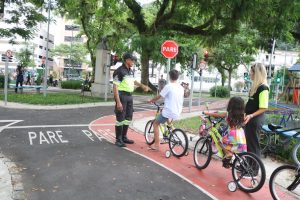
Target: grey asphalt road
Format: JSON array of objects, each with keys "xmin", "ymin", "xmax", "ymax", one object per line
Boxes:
[{"xmin": 0, "ymin": 104, "xmax": 212, "ymax": 200}]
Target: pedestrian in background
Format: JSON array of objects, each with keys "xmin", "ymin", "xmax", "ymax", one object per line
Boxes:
[
  {"xmin": 15, "ymin": 64, "xmax": 24, "ymax": 93},
  {"xmin": 113, "ymin": 52, "xmax": 151, "ymax": 147},
  {"xmin": 244, "ymin": 63, "xmax": 269, "ymax": 157},
  {"xmin": 158, "ymin": 75, "xmax": 167, "ymax": 92},
  {"xmin": 26, "ymin": 71, "xmax": 31, "ymax": 85}
]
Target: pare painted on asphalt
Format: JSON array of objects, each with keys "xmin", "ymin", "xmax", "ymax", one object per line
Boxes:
[{"xmin": 28, "ymin": 131, "xmax": 69, "ymax": 145}]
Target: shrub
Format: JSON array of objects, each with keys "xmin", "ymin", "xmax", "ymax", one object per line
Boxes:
[
  {"xmin": 234, "ymin": 81, "xmax": 244, "ymax": 92},
  {"xmin": 0, "ymin": 75, "xmax": 11, "ymax": 88},
  {"xmin": 61, "ymin": 80, "xmax": 82, "ymax": 89},
  {"xmin": 209, "ymin": 86, "xmax": 230, "ymax": 98}
]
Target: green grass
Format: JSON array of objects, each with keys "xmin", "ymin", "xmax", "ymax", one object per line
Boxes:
[
  {"xmin": 173, "ymin": 116, "xmax": 201, "ymax": 134},
  {"xmin": 0, "ymin": 92, "xmax": 113, "ymax": 105}
]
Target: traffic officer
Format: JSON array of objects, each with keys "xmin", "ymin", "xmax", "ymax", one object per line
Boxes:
[{"xmin": 113, "ymin": 52, "xmax": 150, "ymax": 147}]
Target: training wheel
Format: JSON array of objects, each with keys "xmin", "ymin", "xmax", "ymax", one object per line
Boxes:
[
  {"xmin": 227, "ymin": 181, "xmax": 237, "ymax": 192},
  {"xmin": 165, "ymin": 150, "xmax": 171, "ymax": 158}
]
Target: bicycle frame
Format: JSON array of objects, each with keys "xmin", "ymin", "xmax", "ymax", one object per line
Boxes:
[
  {"xmin": 200, "ymin": 115, "xmax": 225, "ymax": 158},
  {"xmin": 153, "ymin": 102, "xmax": 174, "ymax": 138}
]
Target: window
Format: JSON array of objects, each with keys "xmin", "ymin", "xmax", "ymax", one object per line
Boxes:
[
  {"xmin": 39, "ymin": 46, "xmax": 43, "ymax": 49},
  {"xmin": 65, "ymin": 25, "xmax": 80, "ymax": 31},
  {"xmin": 39, "ymin": 35, "xmax": 43, "ymax": 39},
  {"xmin": 64, "ymin": 36, "xmax": 73, "ymax": 42}
]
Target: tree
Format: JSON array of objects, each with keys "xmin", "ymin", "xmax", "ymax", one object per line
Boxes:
[
  {"xmin": 0, "ymin": 0, "xmax": 46, "ymax": 41},
  {"xmin": 55, "ymin": 0, "xmax": 130, "ymax": 75},
  {"xmin": 50, "ymin": 42, "xmax": 89, "ymax": 69},
  {"xmin": 53, "ymin": 0, "xmax": 300, "ymax": 87},
  {"xmin": 15, "ymin": 43, "xmax": 35, "ymax": 67},
  {"xmin": 209, "ymin": 27, "xmax": 256, "ymax": 89}
]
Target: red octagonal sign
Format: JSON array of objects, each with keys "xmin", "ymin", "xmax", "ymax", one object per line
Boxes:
[{"xmin": 161, "ymin": 40, "xmax": 178, "ymax": 59}]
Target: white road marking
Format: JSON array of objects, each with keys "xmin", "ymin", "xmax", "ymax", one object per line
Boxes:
[
  {"xmin": 3, "ymin": 123, "xmax": 114, "ymax": 130},
  {"xmin": 134, "ymin": 106, "xmax": 154, "ymax": 111},
  {"xmin": 0, "ymin": 120, "xmax": 23, "ymax": 133}
]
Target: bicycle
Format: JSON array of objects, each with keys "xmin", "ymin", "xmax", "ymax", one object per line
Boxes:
[
  {"xmin": 193, "ymin": 114, "xmax": 266, "ymax": 193},
  {"xmin": 260, "ymin": 123, "xmax": 300, "ymax": 165},
  {"xmin": 144, "ymin": 102, "xmax": 188, "ymax": 158},
  {"xmin": 269, "ymin": 164, "xmax": 300, "ymax": 200}
]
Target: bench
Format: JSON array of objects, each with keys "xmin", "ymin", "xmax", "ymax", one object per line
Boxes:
[{"xmin": 9, "ymin": 85, "xmax": 43, "ymax": 93}]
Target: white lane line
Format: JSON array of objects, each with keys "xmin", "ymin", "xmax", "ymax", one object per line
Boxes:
[
  {"xmin": 125, "ymin": 148, "xmax": 218, "ymax": 200},
  {"xmin": 134, "ymin": 106, "xmax": 154, "ymax": 111},
  {"xmin": 4, "ymin": 123, "xmax": 114, "ymax": 130},
  {"xmin": 0, "ymin": 120, "xmax": 23, "ymax": 133}
]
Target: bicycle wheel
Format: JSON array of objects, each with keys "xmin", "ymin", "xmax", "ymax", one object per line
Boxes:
[
  {"xmin": 168, "ymin": 128, "xmax": 188, "ymax": 157},
  {"xmin": 193, "ymin": 137, "xmax": 212, "ymax": 169},
  {"xmin": 231, "ymin": 152, "xmax": 266, "ymax": 193},
  {"xmin": 144, "ymin": 120, "xmax": 155, "ymax": 145},
  {"xmin": 292, "ymin": 140, "xmax": 300, "ymax": 166},
  {"xmin": 269, "ymin": 164, "xmax": 300, "ymax": 200}
]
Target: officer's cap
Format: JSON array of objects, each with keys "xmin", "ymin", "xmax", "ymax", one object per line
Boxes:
[{"xmin": 123, "ymin": 52, "xmax": 137, "ymax": 61}]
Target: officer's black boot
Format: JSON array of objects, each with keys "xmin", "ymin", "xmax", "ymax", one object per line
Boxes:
[
  {"xmin": 115, "ymin": 126, "xmax": 126, "ymax": 147},
  {"xmin": 122, "ymin": 125, "xmax": 134, "ymax": 144}
]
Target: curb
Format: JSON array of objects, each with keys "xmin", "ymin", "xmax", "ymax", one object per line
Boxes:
[
  {"xmin": 0, "ymin": 100, "xmax": 144, "ymax": 110},
  {"xmin": 0, "ymin": 153, "xmax": 25, "ymax": 200}
]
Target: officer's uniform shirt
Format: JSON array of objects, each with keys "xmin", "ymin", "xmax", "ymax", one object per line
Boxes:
[
  {"xmin": 113, "ymin": 64, "xmax": 135, "ymax": 93},
  {"xmin": 245, "ymin": 84, "xmax": 269, "ymax": 115}
]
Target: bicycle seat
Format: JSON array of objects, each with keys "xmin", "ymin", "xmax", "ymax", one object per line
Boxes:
[{"xmin": 268, "ymin": 123, "xmax": 283, "ymax": 131}]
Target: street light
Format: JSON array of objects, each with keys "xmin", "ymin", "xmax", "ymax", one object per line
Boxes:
[{"xmin": 43, "ymin": 0, "xmax": 51, "ymax": 97}]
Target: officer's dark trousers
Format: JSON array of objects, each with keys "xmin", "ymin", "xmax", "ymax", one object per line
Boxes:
[
  {"xmin": 115, "ymin": 92, "xmax": 133, "ymax": 141},
  {"xmin": 245, "ymin": 114, "xmax": 264, "ymax": 157}
]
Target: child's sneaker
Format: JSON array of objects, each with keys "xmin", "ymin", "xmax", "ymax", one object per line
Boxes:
[{"xmin": 222, "ymin": 157, "xmax": 232, "ymax": 169}]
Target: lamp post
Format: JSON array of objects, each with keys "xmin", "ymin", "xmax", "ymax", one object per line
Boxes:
[{"xmin": 43, "ymin": 0, "xmax": 51, "ymax": 97}]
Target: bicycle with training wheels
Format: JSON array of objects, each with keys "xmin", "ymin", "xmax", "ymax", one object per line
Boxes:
[
  {"xmin": 269, "ymin": 164, "xmax": 300, "ymax": 200},
  {"xmin": 193, "ymin": 114, "xmax": 266, "ymax": 193},
  {"xmin": 260, "ymin": 123, "xmax": 300, "ymax": 166},
  {"xmin": 144, "ymin": 102, "xmax": 188, "ymax": 158}
]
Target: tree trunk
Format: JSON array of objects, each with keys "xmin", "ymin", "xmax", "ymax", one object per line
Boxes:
[
  {"xmin": 228, "ymin": 69, "xmax": 232, "ymax": 91},
  {"xmin": 140, "ymin": 50, "xmax": 150, "ymax": 86},
  {"xmin": 221, "ymin": 72, "xmax": 226, "ymax": 86}
]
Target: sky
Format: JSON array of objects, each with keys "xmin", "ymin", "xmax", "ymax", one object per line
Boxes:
[{"xmin": 137, "ymin": 0, "xmax": 155, "ymax": 5}]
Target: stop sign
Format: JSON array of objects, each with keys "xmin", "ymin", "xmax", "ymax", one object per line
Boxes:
[{"xmin": 161, "ymin": 40, "xmax": 178, "ymax": 59}]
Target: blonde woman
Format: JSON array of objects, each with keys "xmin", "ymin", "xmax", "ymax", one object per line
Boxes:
[{"xmin": 244, "ymin": 63, "xmax": 269, "ymax": 157}]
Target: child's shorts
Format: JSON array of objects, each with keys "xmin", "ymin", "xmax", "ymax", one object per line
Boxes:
[{"xmin": 155, "ymin": 113, "xmax": 168, "ymax": 124}]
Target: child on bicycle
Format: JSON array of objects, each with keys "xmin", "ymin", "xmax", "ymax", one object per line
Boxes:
[
  {"xmin": 203, "ymin": 96, "xmax": 247, "ymax": 168},
  {"xmin": 148, "ymin": 69, "xmax": 184, "ymax": 151}
]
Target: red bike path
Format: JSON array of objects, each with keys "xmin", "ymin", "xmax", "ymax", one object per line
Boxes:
[{"xmin": 89, "ymin": 101, "xmax": 277, "ymax": 200}]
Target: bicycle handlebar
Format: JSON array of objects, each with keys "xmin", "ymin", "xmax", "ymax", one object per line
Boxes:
[
  {"xmin": 201, "ymin": 112, "xmax": 224, "ymax": 126},
  {"xmin": 153, "ymin": 102, "xmax": 164, "ymax": 107}
]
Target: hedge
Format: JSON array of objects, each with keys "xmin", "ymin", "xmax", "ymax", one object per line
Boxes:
[
  {"xmin": 61, "ymin": 80, "xmax": 82, "ymax": 89},
  {"xmin": 209, "ymin": 86, "xmax": 230, "ymax": 98}
]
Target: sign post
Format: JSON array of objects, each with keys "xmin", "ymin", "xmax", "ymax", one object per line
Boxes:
[
  {"xmin": 161, "ymin": 40, "xmax": 178, "ymax": 83},
  {"xmin": 189, "ymin": 53, "xmax": 197, "ymax": 112},
  {"xmin": 4, "ymin": 50, "xmax": 12, "ymax": 106}
]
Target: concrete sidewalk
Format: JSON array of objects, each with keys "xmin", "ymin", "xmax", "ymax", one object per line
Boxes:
[{"xmin": 130, "ymin": 110, "xmax": 287, "ymax": 181}]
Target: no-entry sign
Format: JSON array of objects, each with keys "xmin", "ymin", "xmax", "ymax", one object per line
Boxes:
[{"xmin": 161, "ymin": 40, "xmax": 178, "ymax": 59}]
